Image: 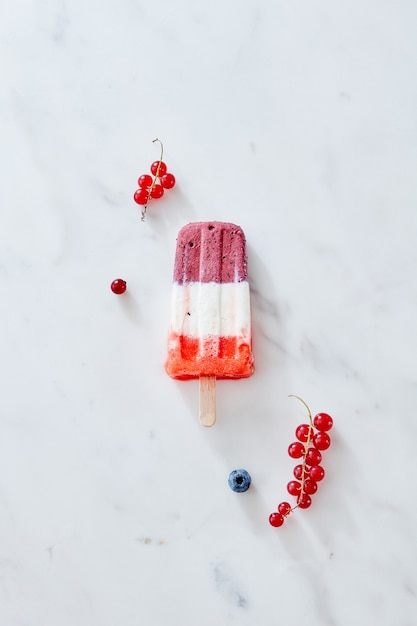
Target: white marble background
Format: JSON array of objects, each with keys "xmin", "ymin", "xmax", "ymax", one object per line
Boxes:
[{"xmin": 1, "ymin": 0, "xmax": 417, "ymax": 624}]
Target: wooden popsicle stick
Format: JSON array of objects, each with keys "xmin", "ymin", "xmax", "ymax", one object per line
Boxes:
[{"xmin": 199, "ymin": 376, "xmax": 216, "ymax": 427}]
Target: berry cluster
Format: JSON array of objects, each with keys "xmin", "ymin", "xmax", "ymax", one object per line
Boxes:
[
  {"xmin": 133, "ymin": 138, "xmax": 175, "ymax": 220},
  {"xmin": 269, "ymin": 395, "xmax": 333, "ymax": 528}
]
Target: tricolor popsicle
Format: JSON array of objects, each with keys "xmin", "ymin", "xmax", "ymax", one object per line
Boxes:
[{"xmin": 165, "ymin": 222, "xmax": 254, "ymax": 425}]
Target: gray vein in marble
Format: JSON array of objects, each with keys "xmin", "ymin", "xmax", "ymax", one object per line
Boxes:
[
  {"xmin": 212, "ymin": 560, "xmax": 249, "ymax": 610},
  {"xmin": 250, "ymin": 286, "xmax": 287, "ymax": 353}
]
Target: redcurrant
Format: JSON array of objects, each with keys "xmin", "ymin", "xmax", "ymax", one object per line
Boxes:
[
  {"xmin": 288, "ymin": 442, "xmax": 305, "ymax": 459},
  {"xmin": 309, "ymin": 465, "xmax": 325, "ymax": 481},
  {"xmin": 293, "ymin": 464, "xmax": 309, "ymax": 480},
  {"xmin": 150, "ymin": 184, "xmax": 164, "ymax": 199},
  {"xmin": 138, "ymin": 174, "xmax": 153, "ymax": 188},
  {"xmin": 313, "ymin": 412, "xmax": 333, "ymax": 432},
  {"xmin": 133, "ymin": 189, "xmax": 149, "ymax": 205},
  {"xmin": 305, "ymin": 447, "xmax": 322, "ymax": 466},
  {"xmin": 278, "ymin": 501, "xmax": 292, "ymax": 516},
  {"xmin": 287, "ymin": 480, "xmax": 302, "ymax": 496},
  {"xmin": 303, "ymin": 479, "xmax": 318, "ymax": 495},
  {"xmin": 150, "ymin": 160, "xmax": 167, "ymax": 177},
  {"xmin": 297, "ymin": 493, "xmax": 312, "ymax": 509},
  {"xmin": 161, "ymin": 173, "xmax": 176, "ymax": 189},
  {"xmin": 110, "ymin": 279, "xmax": 127, "ymax": 295},
  {"xmin": 295, "ymin": 423, "xmax": 315, "ymax": 443},
  {"xmin": 269, "ymin": 512, "xmax": 285, "ymax": 527},
  {"xmin": 313, "ymin": 432, "xmax": 331, "ymax": 450}
]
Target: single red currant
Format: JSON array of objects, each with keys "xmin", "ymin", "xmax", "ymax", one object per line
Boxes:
[
  {"xmin": 287, "ymin": 480, "xmax": 302, "ymax": 496},
  {"xmin": 309, "ymin": 465, "xmax": 325, "ymax": 481},
  {"xmin": 293, "ymin": 464, "xmax": 310, "ymax": 480},
  {"xmin": 161, "ymin": 173, "xmax": 176, "ymax": 189},
  {"xmin": 313, "ymin": 412, "xmax": 333, "ymax": 432},
  {"xmin": 305, "ymin": 447, "xmax": 322, "ymax": 466},
  {"xmin": 110, "ymin": 279, "xmax": 127, "ymax": 295},
  {"xmin": 297, "ymin": 493, "xmax": 312, "ymax": 509},
  {"xmin": 150, "ymin": 184, "xmax": 164, "ymax": 199},
  {"xmin": 313, "ymin": 432, "xmax": 331, "ymax": 450},
  {"xmin": 278, "ymin": 501, "xmax": 292, "ymax": 516},
  {"xmin": 133, "ymin": 188, "xmax": 149, "ymax": 205},
  {"xmin": 269, "ymin": 512, "xmax": 285, "ymax": 527},
  {"xmin": 138, "ymin": 174, "xmax": 153, "ymax": 188},
  {"xmin": 303, "ymin": 479, "xmax": 318, "ymax": 495},
  {"xmin": 150, "ymin": 160, "xmax": 167, "ymax": 177},
  {"xmin": 288, "ymin": 442, "xmax": 305, "ymax": 459},
  {"xmin": 295, "ymin": 423, "xmax": 315, "ymax": 443}
]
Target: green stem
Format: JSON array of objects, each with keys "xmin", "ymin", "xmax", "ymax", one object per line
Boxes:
[
  {"xmin": 141, "ymin": 138, "xmax": 164, "ymax": 221},
  {"xmin": 288, "ymin": 395, "xmax": 314, "ymax": 507}
]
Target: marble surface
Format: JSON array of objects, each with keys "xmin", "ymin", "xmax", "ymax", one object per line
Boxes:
[{"xmin": 1, "ymin": 1, "xmax": 417, "ymax": 624}]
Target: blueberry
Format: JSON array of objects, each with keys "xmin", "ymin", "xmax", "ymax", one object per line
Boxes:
[{"xmin": 228, "ymin": 469, "xmax": 251, "ymax": 493}]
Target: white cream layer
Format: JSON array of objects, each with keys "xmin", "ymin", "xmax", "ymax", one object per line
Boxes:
[{"xmin": 169, "ymin": 282, "xmax": 251, "ymax": 338}]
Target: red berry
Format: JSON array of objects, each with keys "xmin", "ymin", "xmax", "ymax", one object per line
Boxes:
[
  {"xmin": 278, "ymin": 501, "xmax": 292, "ymax": 516},
  {"xmin": 309, "ymin": 465, "xmax": 325, "ymax": 481},
  {"xmin": 297, "ymin": 493, "xmax": 312, "ymax": 509},
  {"xmin": 138, "ymin": 174, "xmax": 153, "ymax": 188},
  {"xmin": 288, "ymin": 442, "xmax": 305, "ymax": 459},
  {"xmin": 287, "ymin": 480, "xmax": 302, "ymax": 496},
  {"xmin": 313, "ymin": 412, "xmax": 333, "ymax": 432},
  {"xmin": 313, "ymin": 432, "xmax": 331, "ymax": 450},
  {"xmin": 303, "ymin": 479, "xmax": 318, "ymax": 495},
  {"xmin": 110, "ymin": 279, "xmax": 127, "ymax": 295},
  {"xmin": 150, "ymin": 184, "xmax": 164, "ymax": 199},
  {"xmin": 150, "ymin": 160, "xmax": 167, "ymax": 177},
  {"xmin": 305, "ymin": 447, "xmax": 322, "ymax": 466},
  {"xmin": 293, "ymin": 464, "xmax": 309, "ymax": 480},
  {"xmin": 295, "ymin": 423, "xmax": 315, "ymax": 443},
  {"xmin": 269, "ymin": 512, "xmax": 284, "ymax": 527},
  {"xmin": 133, "ymin": 188, "xmax": 149, "ymax": 205},
  {"xmin": 161, "ymin": 173, "xmax": 176, "ymax": 189}
]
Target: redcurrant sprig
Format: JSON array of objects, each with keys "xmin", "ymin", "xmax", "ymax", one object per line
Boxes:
[
  {"xmin": 133, "ymin": 138, "xmax": 176, "ymax": 221},
  {"xmin": 269, "ymin": 395, "xmax": 333, "ymax": 528}
]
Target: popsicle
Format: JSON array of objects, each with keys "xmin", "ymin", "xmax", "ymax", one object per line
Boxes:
[{"xmin": 165, "ymin": 221, "xmax": 254, "ymax": 426}]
